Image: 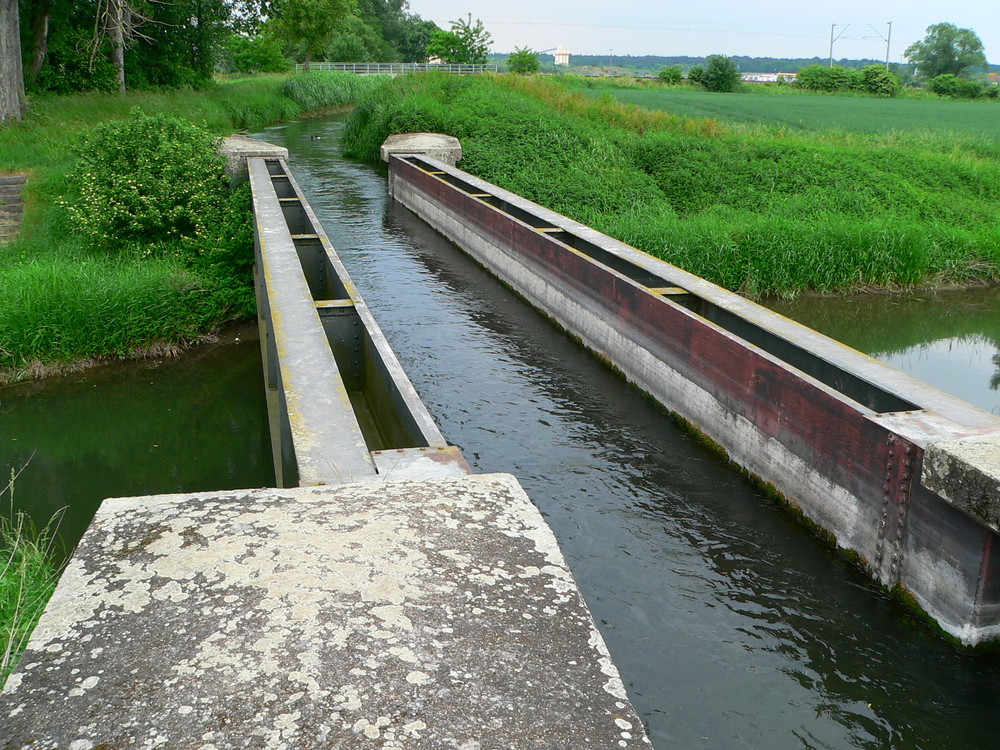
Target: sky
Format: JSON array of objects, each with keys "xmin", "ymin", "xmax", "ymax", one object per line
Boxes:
[{"xmin": 406, "ymin": 1, "xmax": 998, "ymax": 64}]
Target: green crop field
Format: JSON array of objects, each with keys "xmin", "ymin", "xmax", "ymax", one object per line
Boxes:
[{"xmin": 587, "ymin": 88, "xmax": 1000, "ymax": 140}]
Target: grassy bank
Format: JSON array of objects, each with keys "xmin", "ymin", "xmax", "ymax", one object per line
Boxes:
[
  {"xmin": 0, "ymin": 72, "xmax": 385, "ymax": 381},
  {"xmin": 344, "ymin": 74, "xmax": 1000, "ymax": 298},
  {"xmin": 0, "ymin": 465, "xmax": 62, "ymax": 685}
]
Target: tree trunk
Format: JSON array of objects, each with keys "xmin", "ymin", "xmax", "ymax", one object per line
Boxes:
[
  {"xmin": 109, "ymin": 0, "xmax": 126, "ymax": 94},
  {"xmin": 29, "ymin": 1, "xmax": 52, "ymax": 76},
  {"xmin": 0, "ymin": 0, "xmax": 24, "ymax": 122}
]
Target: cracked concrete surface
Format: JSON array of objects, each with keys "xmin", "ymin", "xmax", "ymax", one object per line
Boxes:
[{"xmin": 0, "ymin": 473, "xmax": 650, "ymax": 748}]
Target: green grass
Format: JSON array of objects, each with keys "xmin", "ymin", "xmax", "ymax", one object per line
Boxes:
[
  {"xmin": 586, "ymin": 87, "xmax": 1000, "ymax": 142},
  {"xmin": 0, "ymin": 465, "xmax": 63, "ymax": 685},
  {"xmin": 0, "ymin": 72, "xmax": 375, "ymax": 378},
  {"xmin": 0, "ymin": 253, "xmax": 217, "ymax": 373},
  {"xmin": 344, "ymin": 74, "xmax": 1000, "ymax": 298}
]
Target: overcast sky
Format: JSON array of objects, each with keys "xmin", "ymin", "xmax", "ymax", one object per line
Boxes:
[{"xmin": 406, "ymin": 1, "xmax": 998, "ymax": 64}]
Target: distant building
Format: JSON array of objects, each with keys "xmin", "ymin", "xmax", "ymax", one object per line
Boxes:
[
  {"xmin": 554, "ymin": 46, "xmax": 571, "ymax": 66},
  {"xmin": 741, "ymin": 72, "xmax": 797, "ymax": 83}
]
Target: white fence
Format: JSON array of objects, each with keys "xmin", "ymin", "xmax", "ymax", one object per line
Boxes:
[{"xmin": 294, "ymin": 62, "xmax": 498, "ymax": 75}]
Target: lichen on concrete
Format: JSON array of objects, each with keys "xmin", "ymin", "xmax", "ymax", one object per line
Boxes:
[
  {"xmin": 380, "ymin": 133, "xmax": 463, "ymax": 165},
  {"xmin": 0, "ymin": 473, "xmax": 651, "ymax": 748},
  {"xmin": 923, "ymin": 435, "xmax": 1000, "ymax": 533}
]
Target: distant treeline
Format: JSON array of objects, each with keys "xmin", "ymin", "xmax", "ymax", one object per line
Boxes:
[
  {"xmin": 490, "ymin": 53, "xmax": 1000, "ymax": 76},
  {"xmin": 570, "ymin": 55, "xmax": 892, "ymax": 73}
]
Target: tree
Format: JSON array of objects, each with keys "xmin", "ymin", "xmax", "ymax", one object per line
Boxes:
[
  {"xmin": 268, "ymin": 0, "xmax": 358, "ymax": 69},
  {"xmin": 1, "ymin": 0, "xmax": 24, "ymax": 121},
  {"xmin": 393, "ymin": 16, "xmax": 437, "ymax": 61},
  {"xmin": 697, "ymin": 54, "xmax": 740, "ymax": 92},
  {"xmin": 506, "ymin": 46, "xmax": 538, "ymax": 74},
  {"xmin": 658, "ymin": 65, "xmax": 682, "ymax": 85},
  {"xmin": 905, "ymin": 23, "xmax": 986, "ymax": 79},
  {"xmin": 225, "ymin": 32, "xmax": 292, "ymax": 73},
  {"xmin": 426, "ymin": 13, "xmax": 490, "ymax": 64},
  {"xmin": 98, "ymin": 0, "xmax": 143, "ymax": 94}
]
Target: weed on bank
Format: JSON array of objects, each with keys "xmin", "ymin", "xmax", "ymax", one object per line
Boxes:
[{"xmin": 0, "ymin": 465, "xmax": 62, "ymax": 685}]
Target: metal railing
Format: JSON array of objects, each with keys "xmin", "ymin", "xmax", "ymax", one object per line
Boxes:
[{"xmin": 294, "ymin": 61, "xmax": 498, "ymax": 75}]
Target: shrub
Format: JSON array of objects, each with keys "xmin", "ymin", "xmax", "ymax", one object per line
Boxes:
[
  {"xmin": 64, "ymin": 109, "xmax": 255, "ymax": 316},
  {"xmin": 658, "ymin": 65, "xmax": 683, "ymax": 85},
  {"xmin": 797, "ymin": 64, "xmax": 899, "ymax": 97},
  {"xmin": 796, "ymin": 65, "xmax": 852, "ymax": 92},
  {"xmin": 856, "ymin": 65, "xmax": 901, "ymax": 97},
  {"xmin": 31, "ymin": 26, "xmax": 118, "ymax": 94},
  {"xmin": 929, "ymin": 74, "xmax": 992, "ymax": 99},
  {"xmin": 67, "ymin": 110, "xmax": 231, "ymax": 250}
]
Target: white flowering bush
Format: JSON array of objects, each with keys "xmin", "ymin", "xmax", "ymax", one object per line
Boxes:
[
  {"xmin": 68, "ymin": 109, "xmax": 230, "ymax": 250},
  {"xmin": 66, "ymin": 109, "xmax": 256, "ymax": 316}
]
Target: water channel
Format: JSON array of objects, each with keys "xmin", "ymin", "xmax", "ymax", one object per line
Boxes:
[{"xmin": 2, "ymin": 112, "xmax": 999, "ymax": 748}]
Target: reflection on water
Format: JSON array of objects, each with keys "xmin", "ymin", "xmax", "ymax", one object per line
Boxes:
[
  {"xmin": 0, "ymin": 325, "xmax": 274, "ymax": 558},
  {"xmin": 256, "ymin": 115, "xmax": 1000, "ymax": 750},
  {"xmin": 767, "ymin": 289, "xmax": 1000, "ymax": 415}
]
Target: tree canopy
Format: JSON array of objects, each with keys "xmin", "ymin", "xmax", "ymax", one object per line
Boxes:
[
  {"xmin": 506, "ymin": 46, "xmax": 538, "ymax": 74},
  {"xmin": 905, "ymin": 23, "xmax": 987, "ymax": 79},
  {"xmin": 690, "ymin": 55, "xmax": 741, "ymax": 92},
  {"xmin": 426, "ymin": 14, "xmax": 490, "ymax": 64},
  {"xmin": 268, "ymin": 0, "xmax": 357, "ymax": 68},
  {"xmin": 6, "ymin": 0, "xmax": 443, "ymax": 96}
]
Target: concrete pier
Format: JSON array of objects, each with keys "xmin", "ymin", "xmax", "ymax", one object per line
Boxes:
[{"xmin": 0, "ymin": 474, "xmax": 651, "ymax": 747}]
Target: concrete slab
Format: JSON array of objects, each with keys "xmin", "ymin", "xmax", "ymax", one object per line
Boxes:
[
  {"xmin": 381, "ymin": 133, "xmax": 462, "ymax": 165},
  {"xmin": 0, "ymin": 474, "xmax": 651, "ymax": 748},
  {"xmin": 922, "ymin": 435, "xmax": 1000, "ymax": 533},
  {"xmin": 221, "ymin": 135, "xmax": 289, "ymax": 184}
]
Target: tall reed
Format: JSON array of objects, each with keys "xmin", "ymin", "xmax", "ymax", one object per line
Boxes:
[{"xmin": 0, "ymin": 462, "xmax": 63, "ymax": 685}]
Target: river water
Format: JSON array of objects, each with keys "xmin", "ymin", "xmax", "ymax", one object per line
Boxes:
[{"xmin": 2, "ymin": 112, "xmax": 999, "ymax": 748}]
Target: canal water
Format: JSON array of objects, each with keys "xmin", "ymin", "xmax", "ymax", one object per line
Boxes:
[
  {"xmin": 249, "ymin": 115, "xmax": 1000, "ymax": 749},
  {"xmin": 0, "ymin": 325, "xmax": 274, "ymax": 556},
  {"xmin": 767, "ymin": 288, "xmax": 999, "ymax": 417},
  {"xmin": 0, "ymin": 111, "xmax": 997, "ymax": 748}
]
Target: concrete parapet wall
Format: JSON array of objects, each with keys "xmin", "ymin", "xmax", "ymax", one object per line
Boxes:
[
  {"xmin": 923, "ymin": 435, "xmax": 1000, "ymax": 533},
  {"xmin": 387, "ymin": 150, "xmax": 1000, "ymax": 645},
  {"xmin": 381, "ymin": 133, "xmax": 462, "ymax": 166},
  {"xmin": 0, "ymin": 474, "xmax": 651, "ymax": 747},
  {"xmin": 220, "ymin": 134, "xmax": 289, "ymax": 185}
]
